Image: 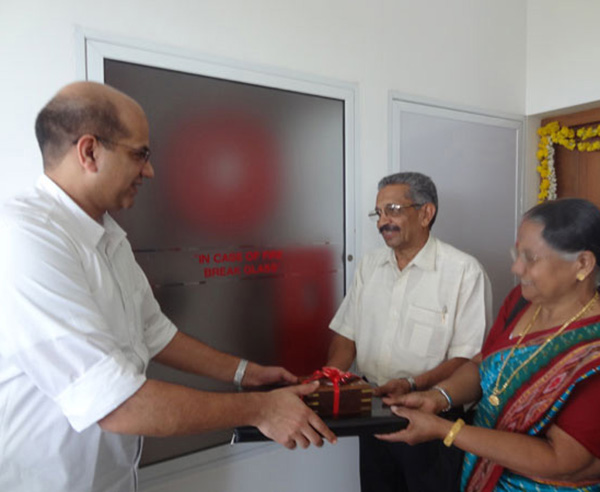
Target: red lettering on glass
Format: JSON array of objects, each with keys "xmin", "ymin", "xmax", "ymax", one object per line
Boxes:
[
  {"xmin": 204, "ymin": 266, "xmax": 241, "ymax": 278},
  {"xmin": 262, "ymin": 250, "xmax": 282, "ymax": 260}
]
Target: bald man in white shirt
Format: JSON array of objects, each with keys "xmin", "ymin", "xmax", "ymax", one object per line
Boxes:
[
  {"xmin": 327, "ymin": 172, "xmax": 492, "ymax": 492},
  {"xmin": 0, "ymin": 81, "xmax": 335, "ymax": 492}
]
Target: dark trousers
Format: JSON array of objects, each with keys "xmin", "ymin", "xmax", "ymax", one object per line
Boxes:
[{"xmin": 359, "ymin": 409, "xmax": 470, "ymax": 492}]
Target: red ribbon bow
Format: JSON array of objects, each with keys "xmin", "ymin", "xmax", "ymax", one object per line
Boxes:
[{"xmin": 303, "ymin": 367, "xmax": 359, "ymax": 417}]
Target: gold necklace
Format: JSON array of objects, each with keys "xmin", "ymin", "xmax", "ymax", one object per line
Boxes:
[{"xmin": 488, "ymin": 291, "xmax": 599, "ymax": 407}]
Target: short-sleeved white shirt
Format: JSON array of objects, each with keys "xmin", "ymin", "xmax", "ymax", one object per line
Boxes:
[
  {"xmin": 330, "ymin": 235, "xmax": 492, "ymax": 386},
  {"xmin": 0, "ymin": 175, "xmax": 178, "ymax": 492}
]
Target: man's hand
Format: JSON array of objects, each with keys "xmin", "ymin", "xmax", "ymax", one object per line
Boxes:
[
  {"xmin": 242, "ymin": 362, "xmax": 298, "ymax": 388},
  {"xmin": 382, "ymin": 388, "xmax": 447, "ymax": 413},
  {"xmin": 373, "ymin": 378, "xmax": 411, "ymax": 399},
  {"xmin": 254, "ymin": 381, "xmax": 337, "ymax": 449}
]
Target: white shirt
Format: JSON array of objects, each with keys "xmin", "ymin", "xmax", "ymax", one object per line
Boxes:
[
  {"xmin": 0, "ymin": 175, "xmax": 178, "ymax": 492},
  {"xmin": 330, "ymin": 235, "xmax": 492, "ymax": 385}
]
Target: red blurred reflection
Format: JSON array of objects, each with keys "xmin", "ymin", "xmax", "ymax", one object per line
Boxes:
[
  {"xmin": 164, "ymin": 110, "xmax": 279, "ymax": 238},
  {"xmin": 274, "ymin": 246, "xmax": 335, "ymax": 375}
]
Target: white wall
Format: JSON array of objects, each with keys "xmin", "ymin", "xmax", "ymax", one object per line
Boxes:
[
  {"xmin": 0, "ymin": 1, "xmax": 529, "ymax": 491},
  {"xmin": 523, "ymin": 0, "xmax": 600, "ymax": 211},
  {"xmin": 140, "ymin": 439, "xmax": 360, "ymax": 492},
  {"xmin": 526, "ymin": 0, "xmax": 600, "ymax": 115}
]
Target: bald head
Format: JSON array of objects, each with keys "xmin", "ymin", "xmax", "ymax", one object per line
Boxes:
[{"xmin": 35, "ymin": 81, "xmax": 143, "ymax": 169}]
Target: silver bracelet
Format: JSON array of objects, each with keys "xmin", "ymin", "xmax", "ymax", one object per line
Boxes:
[
  {"xmin": 233, "ymin": 359, "xmax": 248, "ymax": 389},
  {"xmin": 405, "ymin": 376, "xmax": 417, "ymax": 392},
  {"xmin": 433, "ymin": 385, "xmax": 453, "ymax": 412}
]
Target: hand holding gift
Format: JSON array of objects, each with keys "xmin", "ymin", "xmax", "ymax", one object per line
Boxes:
[
  {"xmin": 239, "ymin": 361, "xmax": 299, "ymax": 388},
  {"xmin": 253, "ymin": 381, "xmax": 337, "ymax": 449}
]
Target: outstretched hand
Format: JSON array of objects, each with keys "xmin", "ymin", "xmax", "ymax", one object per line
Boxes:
[
  {"xmin": 242, "ymin": 362, "xmax": 299, "ymax": 388},
  {"xmin": 255, "ymin": 381, "xmax": 337, "ymax": 449},
  {"xmin": 373, "ymin": 378, "xmax": 411, "ymax": 399},
  {"xmin": 382, "ymin": 388, "xmax": 446, "ymax": 413},
  {"xmin": 375, "ymin": 406, "xmax": 449, "ymax": 445}
]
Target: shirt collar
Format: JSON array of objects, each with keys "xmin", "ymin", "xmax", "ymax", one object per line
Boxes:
[
  {"xmin": 382, "ymin": 234, "xmax": 437, "ymax": 272},
  {"xmin": 36, "ymin": 174, "xmax": 127, "ymax": 253}
]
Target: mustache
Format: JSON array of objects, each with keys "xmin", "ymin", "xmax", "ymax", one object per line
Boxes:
[{"xmin": 379, "ymin": 224, "xmax": 400, "ymax": 234}]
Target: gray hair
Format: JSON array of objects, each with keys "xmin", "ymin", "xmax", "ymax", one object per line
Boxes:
[{"xmin": 378, "ymin": 172, "xmax": 438, "ymax": 227}]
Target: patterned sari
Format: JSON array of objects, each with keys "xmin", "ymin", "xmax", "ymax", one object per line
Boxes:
[{"xmin": 461, "ymin": 294, "xmax": 600, "ymax": 492}]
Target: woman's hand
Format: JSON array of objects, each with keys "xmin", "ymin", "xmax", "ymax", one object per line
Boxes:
[{"xmin": 375, "ymin": 406, "xmax": 452, "ymax": 445}]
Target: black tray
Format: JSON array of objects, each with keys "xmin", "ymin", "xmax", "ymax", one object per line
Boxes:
[{"xmin": 231, "ymin": 397, "xmax": 408, "ymax": 443}]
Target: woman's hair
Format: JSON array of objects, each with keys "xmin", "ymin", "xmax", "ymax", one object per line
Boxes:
[{"xmin": 524, "ymin": 198, "xmax": 600, "ymax": 266}]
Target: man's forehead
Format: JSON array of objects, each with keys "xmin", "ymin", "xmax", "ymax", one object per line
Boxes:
[
  {"xmin": 120, "ymin": 104, "xmax": 150, "ymax": 141},
  {"xmin": 376, "ymin": 184, "xmax": 411, "ymax": 203}
]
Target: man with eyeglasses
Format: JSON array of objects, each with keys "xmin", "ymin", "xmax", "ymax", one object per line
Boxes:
[
  {"xmin": 326, "ymin": 172, "xmax": 492, "ymax": 492},
  {"xmin": 0, "ymin": 81, "xmax": 335, "ymax": 492}
]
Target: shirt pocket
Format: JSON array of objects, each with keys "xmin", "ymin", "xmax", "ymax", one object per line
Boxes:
[{"xmin": 405, "ymin": 303, "xmax": 448, "ymax": 358}]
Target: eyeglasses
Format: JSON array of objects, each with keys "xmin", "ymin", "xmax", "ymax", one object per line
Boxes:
[
  {"xmin": 510, "ymin": 247, "xmax": 546, "ymax": 266},
  {"xmin": 95, "ymin": 135, "xmax": 151, "ymax": 163},
  {"xmin": 368, "ymin": 203, "xmax": 422, "ymax": 222},
  {"xmin": 73, "ymin": 135, "xmax": 151, "ymax": 163}
]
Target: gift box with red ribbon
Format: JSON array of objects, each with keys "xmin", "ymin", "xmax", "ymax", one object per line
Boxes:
[{"xmin": 302, "ymin": 367, "xmax": 373, "ymax": 418}]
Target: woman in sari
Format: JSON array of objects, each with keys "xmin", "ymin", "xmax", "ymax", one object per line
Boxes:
[{"xmin": 377, "ymin": 198, "xmax": 600, "ymax": 491}]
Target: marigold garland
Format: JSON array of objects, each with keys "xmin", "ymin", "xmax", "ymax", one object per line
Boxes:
[{"xmin": 537, "ymin": 122, "xmax": 600, "ymax": 202}]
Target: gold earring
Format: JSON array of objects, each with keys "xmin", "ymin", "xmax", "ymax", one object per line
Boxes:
[{"xmin": 577, "ymin": 272, "xmax": 586, "ymax": 281}]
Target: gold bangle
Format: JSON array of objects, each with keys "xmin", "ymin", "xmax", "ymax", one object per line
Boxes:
[{"xmin": 443, "ymin": 418, "xmax": 465, "ymax": 447}]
